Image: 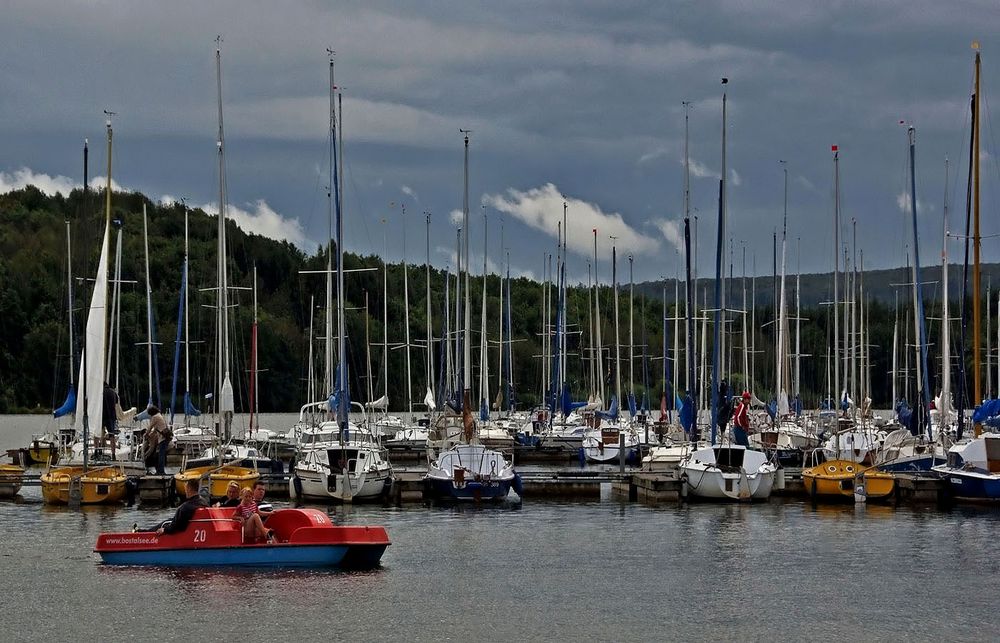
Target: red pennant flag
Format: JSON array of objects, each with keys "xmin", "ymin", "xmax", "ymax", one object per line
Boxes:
[{"xmin": 831, "ymin": 145, "xmax": 838, "ymax": 152}]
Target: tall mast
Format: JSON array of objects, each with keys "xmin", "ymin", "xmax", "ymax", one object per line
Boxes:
[
  {"xmin": 628, "ymin": 254, "xmax": 635, "ymax": 414},
  {"xmin": 325, "ymin": 50, "xmax": 335, "ymax": 398},
  {"xmin": 215, "ymin": 39, "xmax": 234, "ymax": 438},
  {"xmin": 941, "ymin": 158, "xmax": 951, "ymax": 416},
  {"xmin": 364, "ymin": 291, "xmax": 373, "ymax": 407},
  {"xmin": 249, "ymin": 265, "xmax": 258, "ymax": 432},
  {"xmin": 142, "ymin": 203, "xmax": 155, "ymax": 409},
  {"xmin": 973, "ymin": 44, "xmax": 983, "ymax": 435},
  {"xmin": 334, "ymin": 90, "xmax": 346, "ymax": 431},
  {"xmin": 684, "ymin": 217, "xmax": 696, "ymax": 438},
  {"xmin": 776, "ymin": 162, "xmax": 789, "ymax": 417},
  {"xmin": 907, "ymin": 126, "xmax": 932, "ymax": 437},
  {"xmin": 402, "ymin": 204, "xmax": 413, "ymax": 418},
  {"xmin": 425, "ymin": 211, "xmax": 434, "ymax": 408},
  {"xmin": 612, "ymin": 238, "xmax": 621, "ymax": 407},
  {"xmin": 382, "ymin": 219, "xmax": 389, "ymax": 405},
  {"xmin": 461, "ymin": 130, "xmax": 472, "ymax": 415},
  {"xmin": 183, "ymin": 202, "xmax": 193, "ymax": 422},
  {"xmin": 593, "ymin": 230, "xmax": 604, "ymax": 404},
  {"xmin": 673, "ymin": 265, "xmax": 680, "ymax": 409},
  {"xmin": 479, "ymin": 207, "xmax": 488, "ymax": 417},
  {"xmin": 719, "ymin": 79, "xmax": 729, "ymax": 383},
  {"xmin": 832, "ymin": 145, "xmax": 840, "ymax": 412}
]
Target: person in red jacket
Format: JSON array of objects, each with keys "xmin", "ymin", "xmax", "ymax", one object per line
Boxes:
[{"xmin": 732, "ymin": 391, "xmax": 751, "ymax": 447}]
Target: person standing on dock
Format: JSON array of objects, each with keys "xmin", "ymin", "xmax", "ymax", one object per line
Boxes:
[
  {"xmin": 732, "ymin": 391, "xmax": 751, "ymax": 447},
  {"xmin": 145, "ymin": 406, "xmax": 169, "ymax": 475},
  {"xmin": 680, "ymin": 389, "xmax": 695, "ymax": 440}
]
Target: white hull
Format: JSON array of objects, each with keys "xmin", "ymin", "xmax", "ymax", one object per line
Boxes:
[
  {"xmin": 293, "ymin": 466, "xmax": 391, "ymax": 502},
  {"xmin": 679, "ymin": 445, "xmax": 777, "ymax": 501}
]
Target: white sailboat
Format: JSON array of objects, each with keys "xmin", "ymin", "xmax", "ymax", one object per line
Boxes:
[
  {"xmin": 291, "ymin": 53, "xmax": 393, "ymax": 503},
  {"xmin": 425, "ymin": 131, "xmax": 517, "ymax": 501}
]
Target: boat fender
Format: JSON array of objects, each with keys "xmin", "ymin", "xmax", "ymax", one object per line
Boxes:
[
  {"xmin": 577, "ymin": 447, "xmax": 586, "ymax": 467},
  {"xmin": 679, "ymin": 473, "xmax": 689, "ymax": 500},
  {"xmin": 291, "ymin": 474, "xmax": 303, "ymax": 501},
  {"xmin": 512, "ymin": 473, "xmax": 524, "ymax": 497}
]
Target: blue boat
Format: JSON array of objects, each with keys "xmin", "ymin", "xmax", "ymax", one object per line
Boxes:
[
  {"xmin": 426, "ymin": 443, "xmax": 517, "ymax": 501},
  {"xmin": 932, "ymin": 433, "xmax": 1000, "ymax": 501}
]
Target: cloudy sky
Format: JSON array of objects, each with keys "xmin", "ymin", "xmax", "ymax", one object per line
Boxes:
[{"xmin": 2, "ymin": 1, "xmax": 999, "ymax": 283}]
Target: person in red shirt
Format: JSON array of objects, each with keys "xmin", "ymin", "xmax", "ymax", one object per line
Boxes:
[{"xmin": 732, "ymin": 391, "xmax": 751, "ymax": 447}]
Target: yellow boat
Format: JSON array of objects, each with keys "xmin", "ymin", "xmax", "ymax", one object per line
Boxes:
[
  {"xmin": 0, "ymin": 464, "xmax": 25, "ymax": 498},
  {"xmin": 40, "ymin": 465, "xmax": 127, "ymax": 505},
  {"xmin": 25, "ymin": 437, "xmax": 59, "ymax": 466},
  {"xmin": 174, "ymin": 464, "xmax": 259, "ymax": 499},
  {"xmin": 802, "ymin": 459, "xmax": 895, "ymax": 502}
]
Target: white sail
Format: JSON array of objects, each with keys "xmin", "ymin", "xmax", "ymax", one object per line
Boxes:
[
  {"xmin": 367, "ymin": 394, "xmax": 388, "ymax": 410},
  {"xmin": 75, "ymin": 219, "xmax": 111, "ymax": 431},
  {"xmin": 423, "ymin": 387, "xmax": 436, "ymax": 411}
]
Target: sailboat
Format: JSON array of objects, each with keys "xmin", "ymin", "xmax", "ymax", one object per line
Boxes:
[
  {"xmin": 173, "ymin": 43, "xmax": 258, "ymax": 498},
  {"xmin": 583, "ymin": 237, "xmax": 639, "ymax": 463},
  {"xmin": 425, "ymin": 131, "xmax": 518, "ymax": 501},
  {"xmin": 41, "ymin": 116, "xmax": 127, "ymax": 505},
  {"xmin": 934, "ymin": 44, "xmax": 1000, "ymax": 500},
  {"xmin": 291, "ymin": 53, "xmax": 393, "ymax": 503}
]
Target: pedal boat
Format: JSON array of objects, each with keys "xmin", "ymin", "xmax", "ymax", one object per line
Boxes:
[{"xmin": 94, "ymin": 507, "xmax": 389, "ymax": 568}]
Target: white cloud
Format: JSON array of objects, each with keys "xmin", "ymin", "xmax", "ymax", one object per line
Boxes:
[
  {"xmin": 730, "ymin": 169, "xmax": 742, "ymax": 187},
  {"xmin": 449, "ymin": 209, "xmax": 464, "ymax": 225},
  {"xmin": 638, "ymin": 147, "xmax": 669, "ymax": 165},
  {"xmin": 686, "ymin": 158, "xmax": 718, "ymax": 180},
  {"xmin": 0, "ymin": 166, "xmax": 128, "ymax": 197},
  {"xmin": 0, "ymin": 167, "xmax": 77, "ymax": 196},
  {"xmin": 200, "ymin": 200, "xmax": 309, "ymax": 250},
  {"xmin": 896, "ymin": 191, "xmax": 932, "ymax": 216},
  {"xmin": 651, "ymin": 218, "xmax": 685, "ymax": 253},
  {"xmin": 483, "ymin": 183, "xmax": 659, "ymax": 258},
  {"xmin": 401, "ymin": 185, "xmax": 419, "ymax": 202}
]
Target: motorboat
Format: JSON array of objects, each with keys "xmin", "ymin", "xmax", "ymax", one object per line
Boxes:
[
  {"xmin": 94, "ymin": 507, "xmax": 389, "ymax": 568},
  {"xmin": 932, "ymin": 432, "xmax": 1000, "ymax": 501}
]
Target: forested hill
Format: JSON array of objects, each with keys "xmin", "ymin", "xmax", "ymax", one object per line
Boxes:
[{"xmin": 0, "ymin": 186, "xmax": 987, "ymax": 413}]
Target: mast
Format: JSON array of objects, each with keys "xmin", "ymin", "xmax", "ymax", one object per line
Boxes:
[
  {"xmin": 382, "ymin": 219, "xmax": 389, "ymax": 407},
  {"xmin": 612, "ymin": 238, "xmax": 621, "ymax": 409},
  {"xmin": 364, "ymin": 291, "xmax": 373, "ymax": 408},
  {"xmin": 719, "ymin": 79, "xmax": 728, "ymax": 384},
  {"xmin": 249, "ymin": 265, "xmax": 258, "ymax": 432},
  {"xmin": 215, "ymin": 40, "xmax": 234, "ymax": 439},
  {"xmin": 973, "ymin": 45, "xmax": 983, "ymax": 435},
  {"xmin": 776, "ymin": 162, "xmax": 789, "ymax": 417},
  {"xmin": 673, "ymin": 268, "xmax": 680, "ymax": 412},
  {"xmin": 142, "ymin": 203, "xmax": 156, "ymax": 409},
  {"xmin": 594, "ymin": 230, "xmax": 604, "ymax": 405},
  {"xmin": 907, "ymin": 126, "xmax": 932, "ymax": 437},
  {"xmin": 941, "ymin": 158, "xmax": 952, "ymax": 416},
  {"xmin": 711, "ymin": 176, "xmax": 724, "ymax": 444},
  {"xmin": 628, "ymin": 254, "xmax": 635, "ymax": 415},
  {"xmin": 460, "ymin": 129, "xmax": 472, "ymax": 431},
  {"xmin": 324, "ymin": 51, "xmax": 335, "ymax": 399},
  {"xmin": 183, "ymin": 201, "xmax": 194, "ymax": 423},
  {"xmin": 402, "ymin": 205, "xmax": 413, "ymax": 418},
  {"xmin": 425, "ymin": 211, "xmax": 434, "ymax": 409},
  {"xmin": 479, "ymin": 207, "xmax": 488, "ymax": 418},
  {"xmin": 334, "ymin": 89, "xmax": 347, "ymax": 433},
  {"xmin": 497, "ymin": 217, "xmax": 504, "ymax": 407},
  {"xmin": 684, "ymin": 217, "xmax": 697, "ymax": 439},
  {"xmin": 832, "ymin": 145, "xmax": 841, "ymax": 412}
]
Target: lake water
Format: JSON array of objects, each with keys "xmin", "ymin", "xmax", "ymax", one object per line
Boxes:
[{"xmin": 1, "ymin": 414, "xmax": 996, "ymax": 641}]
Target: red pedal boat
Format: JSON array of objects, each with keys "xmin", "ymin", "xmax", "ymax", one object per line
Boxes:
[{"xmin": 95, "ymin": 507, "xmax": 390, "ymax": 568}]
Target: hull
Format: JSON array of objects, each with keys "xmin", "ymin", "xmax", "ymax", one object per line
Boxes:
[
  {"xmin": 426, "ymin": 476, "xmax": 513, "ymax": 501},
  {"xmin": 937, "ymin": 468, "xmax": 1000, "ymax": 500},
  {"xmin": 95, "ymin": 507, "xmax": 389, "ymax": 569},
  {"xmin": 680, "ymin": 466, "xmax": 775, "ymax": 500},
  {"xmin": 40, "ymin": 465, "xmax": 127, "ymax": 505},
  {"xmin": 25, "ymin": 444, "xmax": 58, "ymax": 466},
  {"xmin": 802, "ymin": 460, "xmax": 895, "ymax": 501},
  {"xmin": 174, "ymin": 466, "xmax": 259, "ymax": 498},
  {"xmin": 294, "ymin": 469, "xmax": 392, "ymax": 503},
  {"xmin": 0, "ymin": 464, "xmax": 24, "ymax": 497},
  {"xmin": 876, "ymin": 455, "xmax": 945, "ymax": 473}
]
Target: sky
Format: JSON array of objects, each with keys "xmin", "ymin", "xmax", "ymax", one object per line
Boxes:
[{"xmin": 2, "ymin": 1, "xmax": 1000, "ymax": 284}]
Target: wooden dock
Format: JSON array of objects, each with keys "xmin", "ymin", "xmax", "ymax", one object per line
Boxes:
[{"xmin": 6, "ymin": 467, "xmax": 959, "ymax": 508}]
